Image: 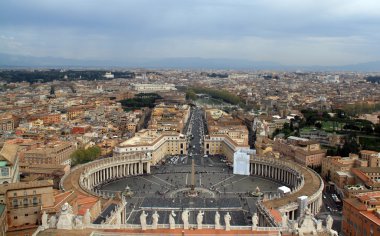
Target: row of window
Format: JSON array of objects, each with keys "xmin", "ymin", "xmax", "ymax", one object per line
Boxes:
[{"xmin": 12, "ymin": 197, "xmax": 40, "ymax": 208}]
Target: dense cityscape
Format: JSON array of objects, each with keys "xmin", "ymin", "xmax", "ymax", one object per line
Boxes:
[
  {"xmin": 0, "ymin": 69, "xmax": 379, "ymax": 235},
  {"xmin": 1, "ymin": 1, "xmax": 380, "ymax": 236}
]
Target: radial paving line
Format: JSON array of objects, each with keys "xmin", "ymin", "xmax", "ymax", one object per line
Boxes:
[
  {"xmin": 152, "ymin": 175, "xmax": 174, "ymax": 186},
  {"xmin": 138, "ymin": 176, "xmax": 161, "ymax": 186},
  {"xmin": 221, "ymin": 176, "xmax": 250, "ymax": 188},
  {"xmin": 211, "ymin": 175, "xmax": 235, "ymax": 187}
]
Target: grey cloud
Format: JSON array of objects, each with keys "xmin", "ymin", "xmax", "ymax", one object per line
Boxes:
[{"xmin": 0, "ymin": 0, "xmax": 379, "ymax": 66}]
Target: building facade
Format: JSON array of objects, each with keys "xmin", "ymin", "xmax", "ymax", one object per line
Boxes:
[
  {"xmin": 23, "ymin": 141, "xmax": 75, "ymax": 166},
  {"xmin": 342, "ymin": 191, "xmax": 380, "ymax": 236},
  {"xmin": 114, "ymin": 129, "xmax": 187, "ymax": 165},
  {"xmin": 0, "ymin": 180, "xmax": 54, "ymax": 231}
]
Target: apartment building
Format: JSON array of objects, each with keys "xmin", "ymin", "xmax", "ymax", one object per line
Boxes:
[
  {"xmin": 274, "ymin": 136, "xmax": 326, "ymax": 167},
  {"xmin": 0, "ymin": 180, "xmax": 54, "ymax": 230},
  {"xmin": 148, "ymin": 104, "xmax": 190, "ymax": 133},
  {"xmin": 352, "ymin": 167, "xmax": 380, "ymax": 191},
  {"xmin": 342, "ymin": 191, "xmax": 380, "ymax": 236},
  {"xmin": 204, "ymin": 109, "xmax": 250, "ymax": 162},
  {"xmin": 131, "ymin": 83, "xmax": 176, "ymax": 92},
  {"xmin": 23, "ymin": 141, "xmax": 75, "ymax": 166},
  {"xmin": 0, "ymin": 113, "xmax": 17, "ymax": 132},
  {"xmin": 360, "ymin": 150, "xmax": 380, "ymax": 167},
  {"xmin": 114, "ymin": 129, "xmax": 187, "ymax": 165}
]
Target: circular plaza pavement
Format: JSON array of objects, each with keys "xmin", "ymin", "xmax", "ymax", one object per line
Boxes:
[{"xmin": 98, "ymin": 155, "xmax": 284, "ymax": 226}]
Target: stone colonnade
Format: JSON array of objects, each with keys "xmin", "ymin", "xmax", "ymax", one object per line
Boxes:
[
  {"xmin": 80, "ymin": 152, "xmax": 151, "ymax": 191},
  {"xmin": 250, "ymin": 157, "xmax": 323, "ymax": 226}
]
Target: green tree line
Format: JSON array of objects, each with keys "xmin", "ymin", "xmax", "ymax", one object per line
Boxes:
[
  {"xmin": 186, "ymin": 87, "xmax": 243, "ymax": 105},
  {"xmin": 71, "ymin": 146, "xmax": 101, "ymax": 166},
  {"xmin": 119, "ymin": 93, "xmax": 162, "ymax": 111}
]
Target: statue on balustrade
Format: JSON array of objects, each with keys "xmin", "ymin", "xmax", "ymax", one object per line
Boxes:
[
  {"xmin": 197, "ymin": 210, "xmax": 204, "ymax": 229},
  {"xmin": 182, "ymin": 209, "xmax": 190, "ymax": 229},
  {"xmin": 215, "ymin": 211, "xmax": 221, "ymax": 229},
  {"xmin": 224, "ymin": 212, "xmax": 232, "ymax": 231},
  {"xmin": 57, "ymin": 202, "xmax": 75, "ymax": 230},
  {"xmin": 252, "ymin": 213, "xmax": 259, "ymax": 230},
  {"xmin": 84, "ymin": 209, "xmax": 92, "ymax": 225},
  {"xmin": 169, "ymin": 210, "xmax": 176, "ymax": 229},
  {"xmin": 140, "ymin": 210, "xmax": 148, "ymax": 230},
  {"xmin": 152, "ymin": 211, "xmax": 159, "ymax": 229}
]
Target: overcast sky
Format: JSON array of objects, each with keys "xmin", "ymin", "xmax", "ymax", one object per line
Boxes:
[{"xmin": 1, "ymin": 0, "xmax": 379, "ymax": 66}]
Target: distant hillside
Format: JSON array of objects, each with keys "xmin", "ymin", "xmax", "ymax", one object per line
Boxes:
[{"xmin": 1, "ymin": 52, "xmax": 380, "ymax": 71}]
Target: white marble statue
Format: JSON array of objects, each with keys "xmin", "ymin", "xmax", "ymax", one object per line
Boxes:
[
  {"xmin": 140, "ymin": 210, "xmax": 148, "ymax": 230},
  {"xmin": 48, "ymin": 215, "xmax": 57, "ymax": 228},
  {"xmin": 215, "ymin": 211, "xmax": 221, "ymax": 229},
  {"xmin": 326, "ymin": 214, "xmax": 333, "ymax": 230},
  {"xmin": 224, "ymin": 212, "xmax": 232, "ymax": 231},
  {"xmin": 152, "ymin": 211, "xmax": 159, "ymax": 229},
  {"xmin": 169, "ymin": 210, "xmax": 176, "ymax": 229},
  {"xmin": 84, "ymin": 209, "xmax": 91, "ymax": 225},
  {"xmin": 325, "ymin": 214, "xmax": 338, "ymax": 236},
  {"xmin": 57, "ymin": 202, "xmax": 75, "ymax": 230},
  {"xmin": 115, "ymin": 211, "xmax": 121, "ymax": 226},
  {"xmin": 316, "ymin": 220, "xmax": 322, "ymax": 231},
  {"xmin": 252, "ymin": 213, "xmax": 259, "ymax": 230},
  {"xmin": 282, "ymin": 213, "xmax": 288, "ymax": 228},
  {"xmin": 197, "ymin": 210, "xmax": 204, "ymax": 229},
  {"xmin": 42, "ymin": 211, "xmax": 48, "ymax": 229},
  {"xmin": 182, "ymin": 209, "xmax": 190, "ymax": 229},
  {"xmin": 297, "ymin": 208, "xmax": 317, "ymax": 236}
]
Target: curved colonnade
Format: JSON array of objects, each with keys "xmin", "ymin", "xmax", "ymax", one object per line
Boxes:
[
  {"xmin": 69, "ymin": 154, "xmax": 322, "ymax": 228},
  {"xmin": 78, "ymin": 152, "xmax": 151, "ymax": 197},
  {"xmin": 251, "ymin": 157, "xmax": 324, "ymax": 227}
]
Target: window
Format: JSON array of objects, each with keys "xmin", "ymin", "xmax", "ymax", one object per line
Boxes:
[
  {"xmin": 32, "ymin": 197, "xmax": 38, "ymax": 205},
  {"xmin": 23, "ymin": 198, "xmax": 28, "ymax": 206},
  {"xmin": 14, "ymin": 216, "xmax": 17, "ymax": 219},
  {"xmin": 0, "ymin": 167, "xmax": 9, "ymax": 177},
  {"xmin": 12, "ymin": 199, "xmax": 18, "ymax": 208},
  {"xmin": 25, "ymin": 214, "xmax": 28, "ymax": 216}
]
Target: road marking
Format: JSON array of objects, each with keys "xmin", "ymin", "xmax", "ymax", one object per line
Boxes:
[{"xmin": 185, "ymin": 173, "xmax": 188, "ymax": 185}]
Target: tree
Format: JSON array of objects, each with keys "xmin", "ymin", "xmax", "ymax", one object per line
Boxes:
[
  {"xmin": 375, "ymin": 124, "xmax": 380, "ymax": 136},
  {"xmin": 186, "ymin": 90, "xmax": 197, "ymax": 100},
  {"xmin": 71, "ymin": 146, "xmax": 102, "ymax": 166},
  {"xmin": 338, "ymin": 134, "xmax": 360, "ymax": 157}
]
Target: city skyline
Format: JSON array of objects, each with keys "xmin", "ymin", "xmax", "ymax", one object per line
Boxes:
[{"xmin": 1, "ymin": 0, "xmax": 380, "ymax": 67}]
